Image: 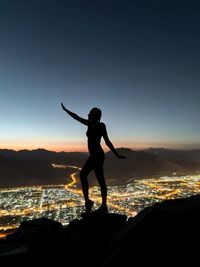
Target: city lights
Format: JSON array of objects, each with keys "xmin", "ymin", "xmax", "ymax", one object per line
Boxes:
[{"xmin": 0, "ymin": 164, "xmax": 200, "ymax": 237}]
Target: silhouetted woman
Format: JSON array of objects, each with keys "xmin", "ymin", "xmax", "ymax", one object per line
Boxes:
[{"xmin": 61, "ymin": 103, "xmax": 126, "ymax": 213}]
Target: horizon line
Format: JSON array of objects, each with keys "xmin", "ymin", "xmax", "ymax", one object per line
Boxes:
[{"xmin": 1, "ymin": 146, "xmax": 200, "ymax": 153}]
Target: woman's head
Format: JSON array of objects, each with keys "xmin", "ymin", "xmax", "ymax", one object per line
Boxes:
[{"xmin": 88, "ymin": 107, "xmax": 102, "ymax": 122}]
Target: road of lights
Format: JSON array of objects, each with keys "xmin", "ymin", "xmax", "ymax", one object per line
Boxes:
[{"xmin": 0, "ymin": 164, "xmax": 200, "ymax": 238}]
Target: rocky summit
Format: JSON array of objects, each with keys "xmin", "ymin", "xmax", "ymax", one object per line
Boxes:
[{"xmin": 1, "ymin": 194, "xmax": 200, "ymax": 267}]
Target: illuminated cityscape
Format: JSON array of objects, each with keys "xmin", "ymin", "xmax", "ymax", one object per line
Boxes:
[{"xmin": 0, "ymin": 164, "xmax": 200, "ymax": 239}]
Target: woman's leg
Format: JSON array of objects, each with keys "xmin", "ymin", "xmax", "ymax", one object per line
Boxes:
[
  {"xmin": 79, "ymin": 157, "xmax": 94, "ymax": 209},
  {"xmin": 94, "ymin": 160, "xmax": 107, "ymax": 207}
]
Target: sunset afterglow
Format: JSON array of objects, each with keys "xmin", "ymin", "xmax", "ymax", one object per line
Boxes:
[{"xmin": 0, "ymin": 1, "xmax": 200, "ymax": 152}]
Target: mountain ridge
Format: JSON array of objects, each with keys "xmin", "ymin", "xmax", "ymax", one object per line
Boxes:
[{"xmin": 0, "ymin": 147, "xmax": 200, "ymax": 188}]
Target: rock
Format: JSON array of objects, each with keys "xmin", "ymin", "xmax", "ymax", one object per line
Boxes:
[{"xmin": 1, "ymin": 195, "xmax": 200, "ymax": 266}]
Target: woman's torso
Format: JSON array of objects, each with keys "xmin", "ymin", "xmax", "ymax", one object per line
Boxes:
[{"xmin": 86, "ymin": 122, "xmax": 104, "ymax": 156}]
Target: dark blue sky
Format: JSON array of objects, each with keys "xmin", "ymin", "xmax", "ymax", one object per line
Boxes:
[{"xmin": 0, "ymin": 0, "xmax": 200, "ymax": 151}]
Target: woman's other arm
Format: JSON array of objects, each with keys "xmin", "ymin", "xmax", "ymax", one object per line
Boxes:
[{"xmin": 102, "ymin": 123, "xmax": 126, "ymax": 158}]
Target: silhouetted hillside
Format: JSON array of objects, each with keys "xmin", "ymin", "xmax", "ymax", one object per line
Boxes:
[
  {"xmin": 0, "ymin": 154, "xmax": 75, "ymax": 188},
  {"xmin": 1, "ymin": 194, "xmax": 200, "ymax": 266},
  {"xmin": 0, "ymin": 149, "xmax": 88, "ymax": 166},
  {"xmin": 0, "ymin": 148, "xmax": 200, "ymax": 188},
  {"xmin": 145, "ymin": 148, "xmax": 200, "ymax": 174},
  {"xmin": 104, "ymin": 147, "xmax": 186, "ymax": 184},
  {"xmin": 146, "ymin": 147, "xmax": 200, "ymax": 162}
]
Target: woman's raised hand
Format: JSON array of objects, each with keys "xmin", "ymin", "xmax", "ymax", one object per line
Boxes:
[{"xmin": 61, "ymin": 102, "xmax": 67, "ymax": 111}]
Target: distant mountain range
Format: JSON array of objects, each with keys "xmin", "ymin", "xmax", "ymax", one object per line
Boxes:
[
  {"xmin": 0, "ymin": 147, "xmax": 200, "ymax": 188},
  {"xmin": 104, "ymin": 147, "xmax": 200, "ymax": 183}
]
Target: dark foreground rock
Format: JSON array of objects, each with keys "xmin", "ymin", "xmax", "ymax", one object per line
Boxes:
[{"xmin": 1, "ymin": 194, "xmax": 200, "ymax": 266}]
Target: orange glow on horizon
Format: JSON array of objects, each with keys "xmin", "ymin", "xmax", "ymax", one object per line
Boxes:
[
  {"xmin": 0, "ymin": 140, "xmax": 88, "ymax": 152},
  {"xmin": 0, "ymin": 140, "xmax": 198, "ymax": 152},
  {"xmin": 0, "ymin": 140, "xmax": 132, "ymax": 152}
]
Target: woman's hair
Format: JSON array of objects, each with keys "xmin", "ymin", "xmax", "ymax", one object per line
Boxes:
[{"xmin": 90, "ymin": 107, "xmax": 102, "ymax": 121}]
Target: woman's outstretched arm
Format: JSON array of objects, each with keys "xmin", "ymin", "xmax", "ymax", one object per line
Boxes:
[
  {"xmin": 102, "ymin": 123, "xmax": 126, "ymax": 159},
  {"xmin": 61, "ymin": 102, "xmax": 89, "ymax": 126}
]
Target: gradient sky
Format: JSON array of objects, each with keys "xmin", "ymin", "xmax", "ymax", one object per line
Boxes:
[{"xmin": 0, "ymin": 0, "xmax": 200, "ymax": 151}]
